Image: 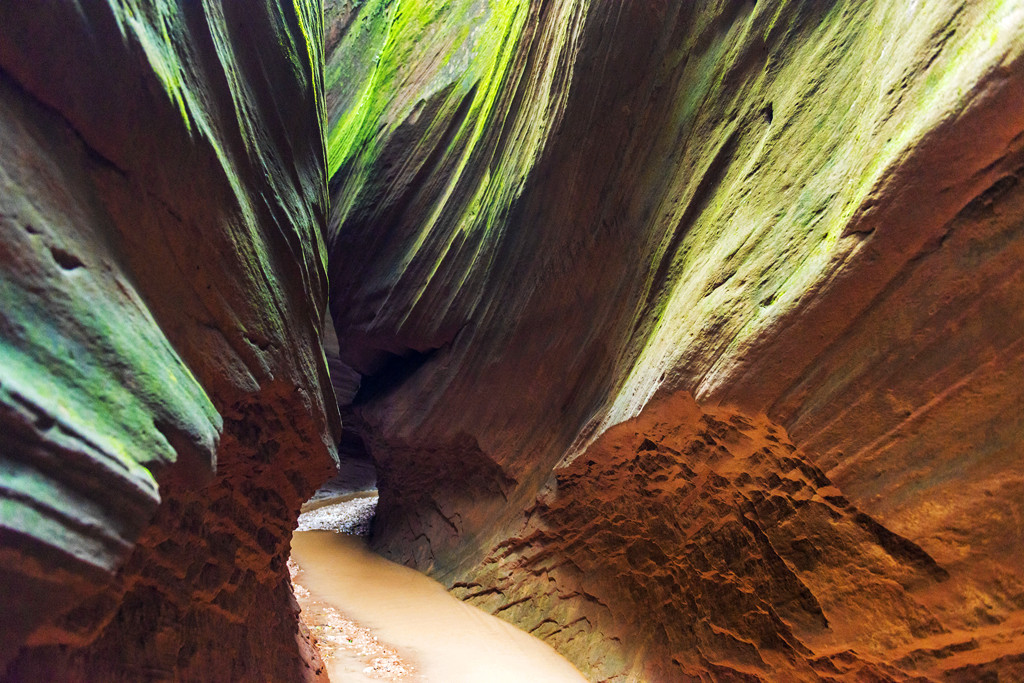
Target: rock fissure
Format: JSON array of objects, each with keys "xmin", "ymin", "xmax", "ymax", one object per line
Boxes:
[{"xmin": 3, "ymin": 0, "xmax": 1024, "ymax": 681}]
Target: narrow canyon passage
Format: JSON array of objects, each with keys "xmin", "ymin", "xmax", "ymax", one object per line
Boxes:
[
  {"xmin": 290, "ymin": 505, "xmax": 587, "ymax": 683},
  {"xmin": 4, "ymin": 1, "xmax": 1024, "ymax": 681}
]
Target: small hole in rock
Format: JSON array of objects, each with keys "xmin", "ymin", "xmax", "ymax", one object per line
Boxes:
[{"xmin": 50, "ymin": 246, "xmax": 85, "ymax": 270}]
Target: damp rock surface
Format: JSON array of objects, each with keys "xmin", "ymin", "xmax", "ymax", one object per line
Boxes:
[
  {"xmin": 1, "ymin": 1, "xmax": 1024, "ymax": 681},
  {"xmin": 324, "ymin": 0, "xmax": 1024, "ymax": 680},
  {"xmin": 0, "ymin": 1, "xmax": 338, "ymax": 680}
]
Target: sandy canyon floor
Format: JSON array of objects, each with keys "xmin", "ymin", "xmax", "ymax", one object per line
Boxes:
[{"xmin": 289, "ymin": 494, "xmax": 586, "ymax": 683}]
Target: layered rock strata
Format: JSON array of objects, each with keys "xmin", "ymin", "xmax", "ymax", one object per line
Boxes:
[
  {"xmin": 0, "ymin": 2, "xmax": 338, "ymax": 680},
  {"xmin": 458, "ymin": 393, "xmax": 1024, "ymax": 681},
  {"xmin": 325, "ymin": 0, "xmax": 1024, "ymax": 680}
]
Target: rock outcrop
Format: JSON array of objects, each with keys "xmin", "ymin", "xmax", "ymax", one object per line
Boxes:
[
  {"xmin": 3, "ymin": 0, "xmax": 1024, "ymax": 679},
  {"xmin": 457, "ymin": 393, "xmax": 1018, "ymax": 681},
  {"xmin": 0, "ymin": 2, "xmax": 338, "ymax": 680},
  {"xmin": 325, "ymin": 0, "xmax": 1024, "ymax": 680}
]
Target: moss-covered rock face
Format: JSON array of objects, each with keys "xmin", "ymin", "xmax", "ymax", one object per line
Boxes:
[
  {"xmin": 326, "ymin": 0, "xmax": 1024, "ymax": 679},
  {"xmin": 0, "ymin": 1, "xmax": 337, "ymax": 680}
]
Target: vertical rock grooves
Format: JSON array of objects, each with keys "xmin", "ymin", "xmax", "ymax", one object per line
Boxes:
[
  {"xmin": 2, "ymin": 0, "xmax": 1023, "ymax": 680},
  {"xmin": 0, "ymin": 2, "xmax": 338, "ymax": 680},
  {"xmin": 325, "ymin": 0, "xmax": 1024, "ymax": 680}
]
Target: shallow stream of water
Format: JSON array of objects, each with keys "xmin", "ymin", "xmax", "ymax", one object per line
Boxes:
[{"xmin": 290, "ymin": 504, "xmax": 587, "ymax": 683}]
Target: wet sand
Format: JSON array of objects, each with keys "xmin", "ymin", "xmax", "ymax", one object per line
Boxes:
[
  {"xmin": 290, "ymin": 557, "xmax": 414, "ymax": 682},
  {"xmin": 290, "ymin": 530, "xmax": 588, "ymax": 683}
]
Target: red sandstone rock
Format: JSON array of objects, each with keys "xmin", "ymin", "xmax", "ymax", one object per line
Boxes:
[
  {"xmin": 2, "ymin": 0, "xmax": 1024, "ymax": 680},
  {"xmin": 0, "ymin": 2, "xmax": 338, "ymax": 680},
  {"xmin": 457, "ymin": 393, "xmax": 1024, "ymax": 680},
  {"xmin": 324, "ymin": 1, "xmax": 1024, "ymax": 680}
]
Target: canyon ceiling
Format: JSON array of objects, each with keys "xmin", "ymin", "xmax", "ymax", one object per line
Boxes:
[{"xmin": 2, "ymin": 1, "xmax": 1024, "ymax": 681}]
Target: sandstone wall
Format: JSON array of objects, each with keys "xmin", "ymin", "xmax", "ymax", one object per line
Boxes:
[
  {"xmin": 326, "ymin": 0, "xmax": 1024, "ymax": 679},
  {"xmin": 0, "ymin": 2, "xmax": 338, "ymax": 680}
]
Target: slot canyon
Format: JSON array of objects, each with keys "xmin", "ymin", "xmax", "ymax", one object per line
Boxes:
[{"xmin": 2, "ymin": 0, "xmax": 1024, "ymax": 681}]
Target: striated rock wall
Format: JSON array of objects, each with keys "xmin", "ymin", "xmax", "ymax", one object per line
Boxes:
[
  {"xmin": 457, "ymin": 393, "xmax": 1018, "ymax": 681},
  {"xmin": 0, "ymin": 1, "xmax": 338, "ymax": 680},
  {"xmin": 325, "ymin": 0, "xmax": 1024, "ymax": 679}
]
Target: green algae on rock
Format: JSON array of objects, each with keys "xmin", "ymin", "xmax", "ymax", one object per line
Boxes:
[
  {"xmin": 325, "ymin": 0, "xmax": 1024, "ymax": 680},
  {"xmin": 0, "ymin": 1, "xmax": 338, "ymax": 680},
  {"xmin": 1, "ymin": 0, "xmax": 1023, "ymax": 680}
]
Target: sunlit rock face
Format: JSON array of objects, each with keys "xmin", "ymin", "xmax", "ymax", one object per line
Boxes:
[
  {"xmin": 458, "ymin": 394, "xmax": 991, "ymax": 681},
  {"xmin": 0, "ymin": 2, "xmax": 338, "ymax": 680},
  {"xmin": 326, "ymin": 0, "xmax": 1024, "ymax": 679}
]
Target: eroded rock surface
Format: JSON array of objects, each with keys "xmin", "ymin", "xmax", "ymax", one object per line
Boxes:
[
  {"xmin": 324, "ymin": 0, "xmax": 1024, "ymax": 680},
  {"xmin": 457, "ymin": 393, "xmax": 1024, "ymax": 681},
  {"xmin": 3, "ymin": 0, "xmax": 1023, "ymax": 680},
  {"xmin": 0, "ymin": 2, "xmax": 338, "ymax": 680}
]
